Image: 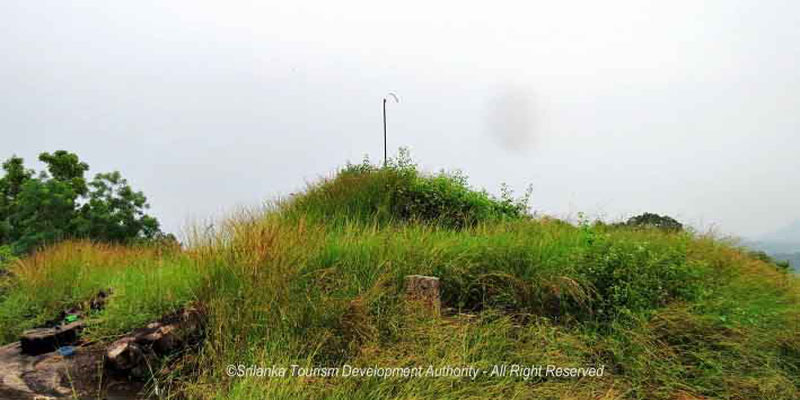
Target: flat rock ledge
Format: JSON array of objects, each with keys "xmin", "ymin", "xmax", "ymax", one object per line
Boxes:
[{"xmin": 0, "ymin": 305, "xmax": 204, "ymax": 399}]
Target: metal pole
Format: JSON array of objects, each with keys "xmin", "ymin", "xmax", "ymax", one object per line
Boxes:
[
  {"xmin": 382, "ymin": 93, "xmax": 398, "ymax": 167},
  {"xmin": 383, "ymin": 98, "xmax": 387, "ymax": 167}
]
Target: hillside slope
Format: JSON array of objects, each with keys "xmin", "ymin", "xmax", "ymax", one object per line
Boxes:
[
  {"xmin": 0, "ymin": 159, "xmax": 798, "ymax": 400},
  {"xmin": 746, "ymin": 220, "xmax": 800, "ymax": 271}
]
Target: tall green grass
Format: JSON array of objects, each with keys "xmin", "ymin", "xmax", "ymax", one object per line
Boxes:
[
  {"xmin": 285, "ymin": 151, "xmax": 530, "ymax": 229},
  {"xmin": 0, "ymin": 242, "xmax": 202, "ymax": 343},
  {"xmin": 0, "ymin": 159, "xmax": 797, "ymax": 399}
]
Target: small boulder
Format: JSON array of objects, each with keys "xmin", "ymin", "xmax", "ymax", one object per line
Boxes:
[
  {"xmin": 104, "ymin": 305, "xmax": 205, "ymax": 379},
  {"xmin": 404, "ymin": 275, "xmax": 441, "ymax": 315},
  {"xmin": 151, "ymin": 325, "xmax": 180, "ymax": 355},
  {"xmin": 106, "ymin": 338, "xmax": 144, "ymax": 371},
  {"xmin": 146, "ymin": 322, "xmax": 162, "ymax": 330}
]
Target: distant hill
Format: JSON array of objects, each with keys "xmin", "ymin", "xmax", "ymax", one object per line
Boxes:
[
  {"xmin": 760, "ymin": 219, "xmax": 800, "ymax": 243},
  {"xmin": 748, "ymin": 241, "xmax": 800, "ymax": 254},
  {"xmin": 745, "ymin": 220, "xmax": 800, "ymax": 271},
  {"xmin": 772, "ymin": 252, "xmax": 800, "ymax": 271}
]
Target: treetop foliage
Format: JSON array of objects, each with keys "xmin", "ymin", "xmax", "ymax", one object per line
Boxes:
[
  {"xmin": 0, "ymin": 151, "xmax": 162, "ymax": 255},
  {"xmin": 623, "ymin": 212, "xmax": 684, "ymax": 232}
]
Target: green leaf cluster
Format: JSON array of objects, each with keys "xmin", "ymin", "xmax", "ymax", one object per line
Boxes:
[
  {"xmin": 290, "ymin": 148, "xmax": 532, "ymax": 228},
  {"xmin": 0, "ymin": 151, "xmax": 161, "ymax": 254}
]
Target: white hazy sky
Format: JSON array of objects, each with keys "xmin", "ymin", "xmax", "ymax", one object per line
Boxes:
[{"xmin": 1, "ymin": 1, "xmax": 798, "ymax": 239}]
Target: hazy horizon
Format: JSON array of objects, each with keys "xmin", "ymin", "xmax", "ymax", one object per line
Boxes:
[{"xmin": 2, "ymin": 1, "xmax": 799, "ymax": 239}]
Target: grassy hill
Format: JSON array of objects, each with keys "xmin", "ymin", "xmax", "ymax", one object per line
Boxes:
[
  {"xmin": 773, "ymin": 253, "xmax": 800, "ymax": 272},
  {"xmin": 1, "ymin": 157, "xmax": 798, "ymax": 400},
  {"xmin": 746, "ymin": 220, "xmax": 800, "ymax": 272}
]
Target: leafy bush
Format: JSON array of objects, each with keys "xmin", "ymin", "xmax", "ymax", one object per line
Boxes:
[
  {"xmin": 623, "ymin": 212, "xmax": 683, "ymax": 232},
  {"xmin": 747, "ymin": 250, "xmax": 792, "ymax": 271},
  {"xmin": 0, "ymin": 245, "xmax": 15, "ymax": 266},
  {"xmin": 578, "ymin": 230, "xmax": 704, "ymax": 319},
  {"xmin": 0, "ymin": 245, "xmax": 15, "ymax": 300},
  {"xmin": 288, "ymin": 149, "xmax": 531, "ymax": 228}
]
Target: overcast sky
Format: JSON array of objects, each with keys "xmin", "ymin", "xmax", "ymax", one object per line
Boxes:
[{"xmin": 1, "ymin": 1, "xmax": 799, "ymax": 239}]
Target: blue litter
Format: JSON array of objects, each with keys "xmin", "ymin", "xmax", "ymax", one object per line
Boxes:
[{"xmin": 57, "ymin": 346, "xmax": 75, "ymax": 357}]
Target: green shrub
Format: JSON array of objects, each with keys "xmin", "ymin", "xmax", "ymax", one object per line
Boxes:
[
  {"xmin": 287, "ymin": 149, "xmax": 531, "ymax": 228},
  {"xmin": 0, "ymin": 245, "xmax": 15, "ymax": 300},
  {"xmin": 578, "ymin": 232, "xmax": 704, "ymax": 319},
  {"xmin": 0, "ymin": 245, "xmax": 15, "ymax": 267},
  {"xmin": 623, "ymin": 212, "xmax": 683, "ymax": 232},
  {"xmin": 747, "ymin": 250, "xmax": 792, "ymax": 271}
]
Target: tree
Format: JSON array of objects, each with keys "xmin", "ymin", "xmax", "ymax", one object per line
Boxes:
[
  {"xmin": 0, "ymin": 156, "xmax": 33, "ymax": 244},
  {"xmin": 74, "ymin": 172, "xmax": 160, "ymax": 242},
  {"xmin": 38, "ymin": 150, "xmax": 89, "ymax": 195},
  {"xmin": 624, "ymin": 212, "xmax": 683, "ymax": 232},
  {"xmin": 11, "ymin": 178, "xmax": 79, "ymax": 253},
  {"xmin": 0, "ymin": 151, "xmax": 162, "ymax": 254}
]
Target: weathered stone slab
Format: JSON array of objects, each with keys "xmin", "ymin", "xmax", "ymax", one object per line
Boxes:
[
  {"xmin": 106, "ymin": 338, "xmax": 144, "ymax": 372},
  {"xmin": 149, "ymin": 325, "xmax": 180, "ymax": 354},
  {"xmin": 19, "ymin": 321, "xmax": 84, "ymax": 356},
  {"xmin": 404, "ymin": 275, "xmax": 441, "ymax": 315}
]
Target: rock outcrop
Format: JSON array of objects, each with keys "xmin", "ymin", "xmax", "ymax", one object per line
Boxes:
[
  {"xmin": 105, "ymin": 306, "xmax": 204, "ymax": 379},
  {"xmin": 0, "ymin": 303, "xmax": 204, "ymax": 399}
]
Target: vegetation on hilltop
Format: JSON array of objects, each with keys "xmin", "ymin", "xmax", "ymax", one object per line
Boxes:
[
  {"xmin": 286, "ymin": 149, "xmax": 531, "ymax": 228},
  {"xmin": 773, "ymin": 252, "xmax": 800, "ymax": 271},
  {"xmin": 617, "ymin": 212, "xmax": 684, "ymax": 232},
  {"xmin": 0, "ymin": 153, "xmax": 798, "ymax": 400},
  {"xmin": 747, "ymin": 250, "xmax": 793, "ymax": 272}
]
